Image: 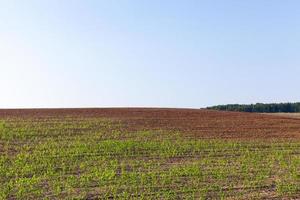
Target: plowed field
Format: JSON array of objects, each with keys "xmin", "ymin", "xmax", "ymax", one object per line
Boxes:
[
  {"xmin": 0, "ymin": 108, "xmax": 299, "ymax": 199},
  {"xmin": 0, "ymin": 108, "xmax": 300, "ymax": 139}
]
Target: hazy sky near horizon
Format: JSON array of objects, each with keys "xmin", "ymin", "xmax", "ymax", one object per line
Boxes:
[{"xmin": 1, "ymin": 0, "xmax": 300, "ymax": 108}]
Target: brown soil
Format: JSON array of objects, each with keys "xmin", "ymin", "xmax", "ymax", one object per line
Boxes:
[{"xmin": 0, "ymin": 108, "xmax": 300, "ymax": 140}]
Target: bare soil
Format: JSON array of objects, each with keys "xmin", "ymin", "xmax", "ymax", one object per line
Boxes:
[{"xmin": 0, "ymin": 108, "xmax": 300, "ymax": 140}]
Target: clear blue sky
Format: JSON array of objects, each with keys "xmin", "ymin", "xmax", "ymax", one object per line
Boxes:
[{"xmin": 1, "ymin": 0, "xmax": 300, "ymax": 108}]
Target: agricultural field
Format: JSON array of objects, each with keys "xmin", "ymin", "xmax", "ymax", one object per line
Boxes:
[
  {"xmin": 265, "ymin": 113, "xmax": 300, "ymax": 119},
  {"xmin": 0, "ymin": 108, "xmax": 300, "ymax": 199}
]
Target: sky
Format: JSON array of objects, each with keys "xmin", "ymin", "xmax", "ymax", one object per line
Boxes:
[{"xmin": 0, "ymin": 0, "xmax": 300, "ymax": 108}]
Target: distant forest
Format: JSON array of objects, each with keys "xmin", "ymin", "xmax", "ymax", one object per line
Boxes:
[{"xmin": 207, "ymin": 103, "xmax": 300, "ymax": 113}]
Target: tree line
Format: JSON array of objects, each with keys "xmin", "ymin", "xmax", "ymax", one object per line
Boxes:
[{"xmin": 207, "ymin": 102, "xmax": 300, "ymax": 113}]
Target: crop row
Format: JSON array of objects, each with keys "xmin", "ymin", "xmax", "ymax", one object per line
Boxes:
[{"xmin": 0, "ymin": 118, "xmax": 299, "ymax": 199}]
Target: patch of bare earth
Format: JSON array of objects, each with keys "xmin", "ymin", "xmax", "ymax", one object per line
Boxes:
[{"xmin": 0, "ymin": 108, "xmax": 300, "ymax": 140}]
